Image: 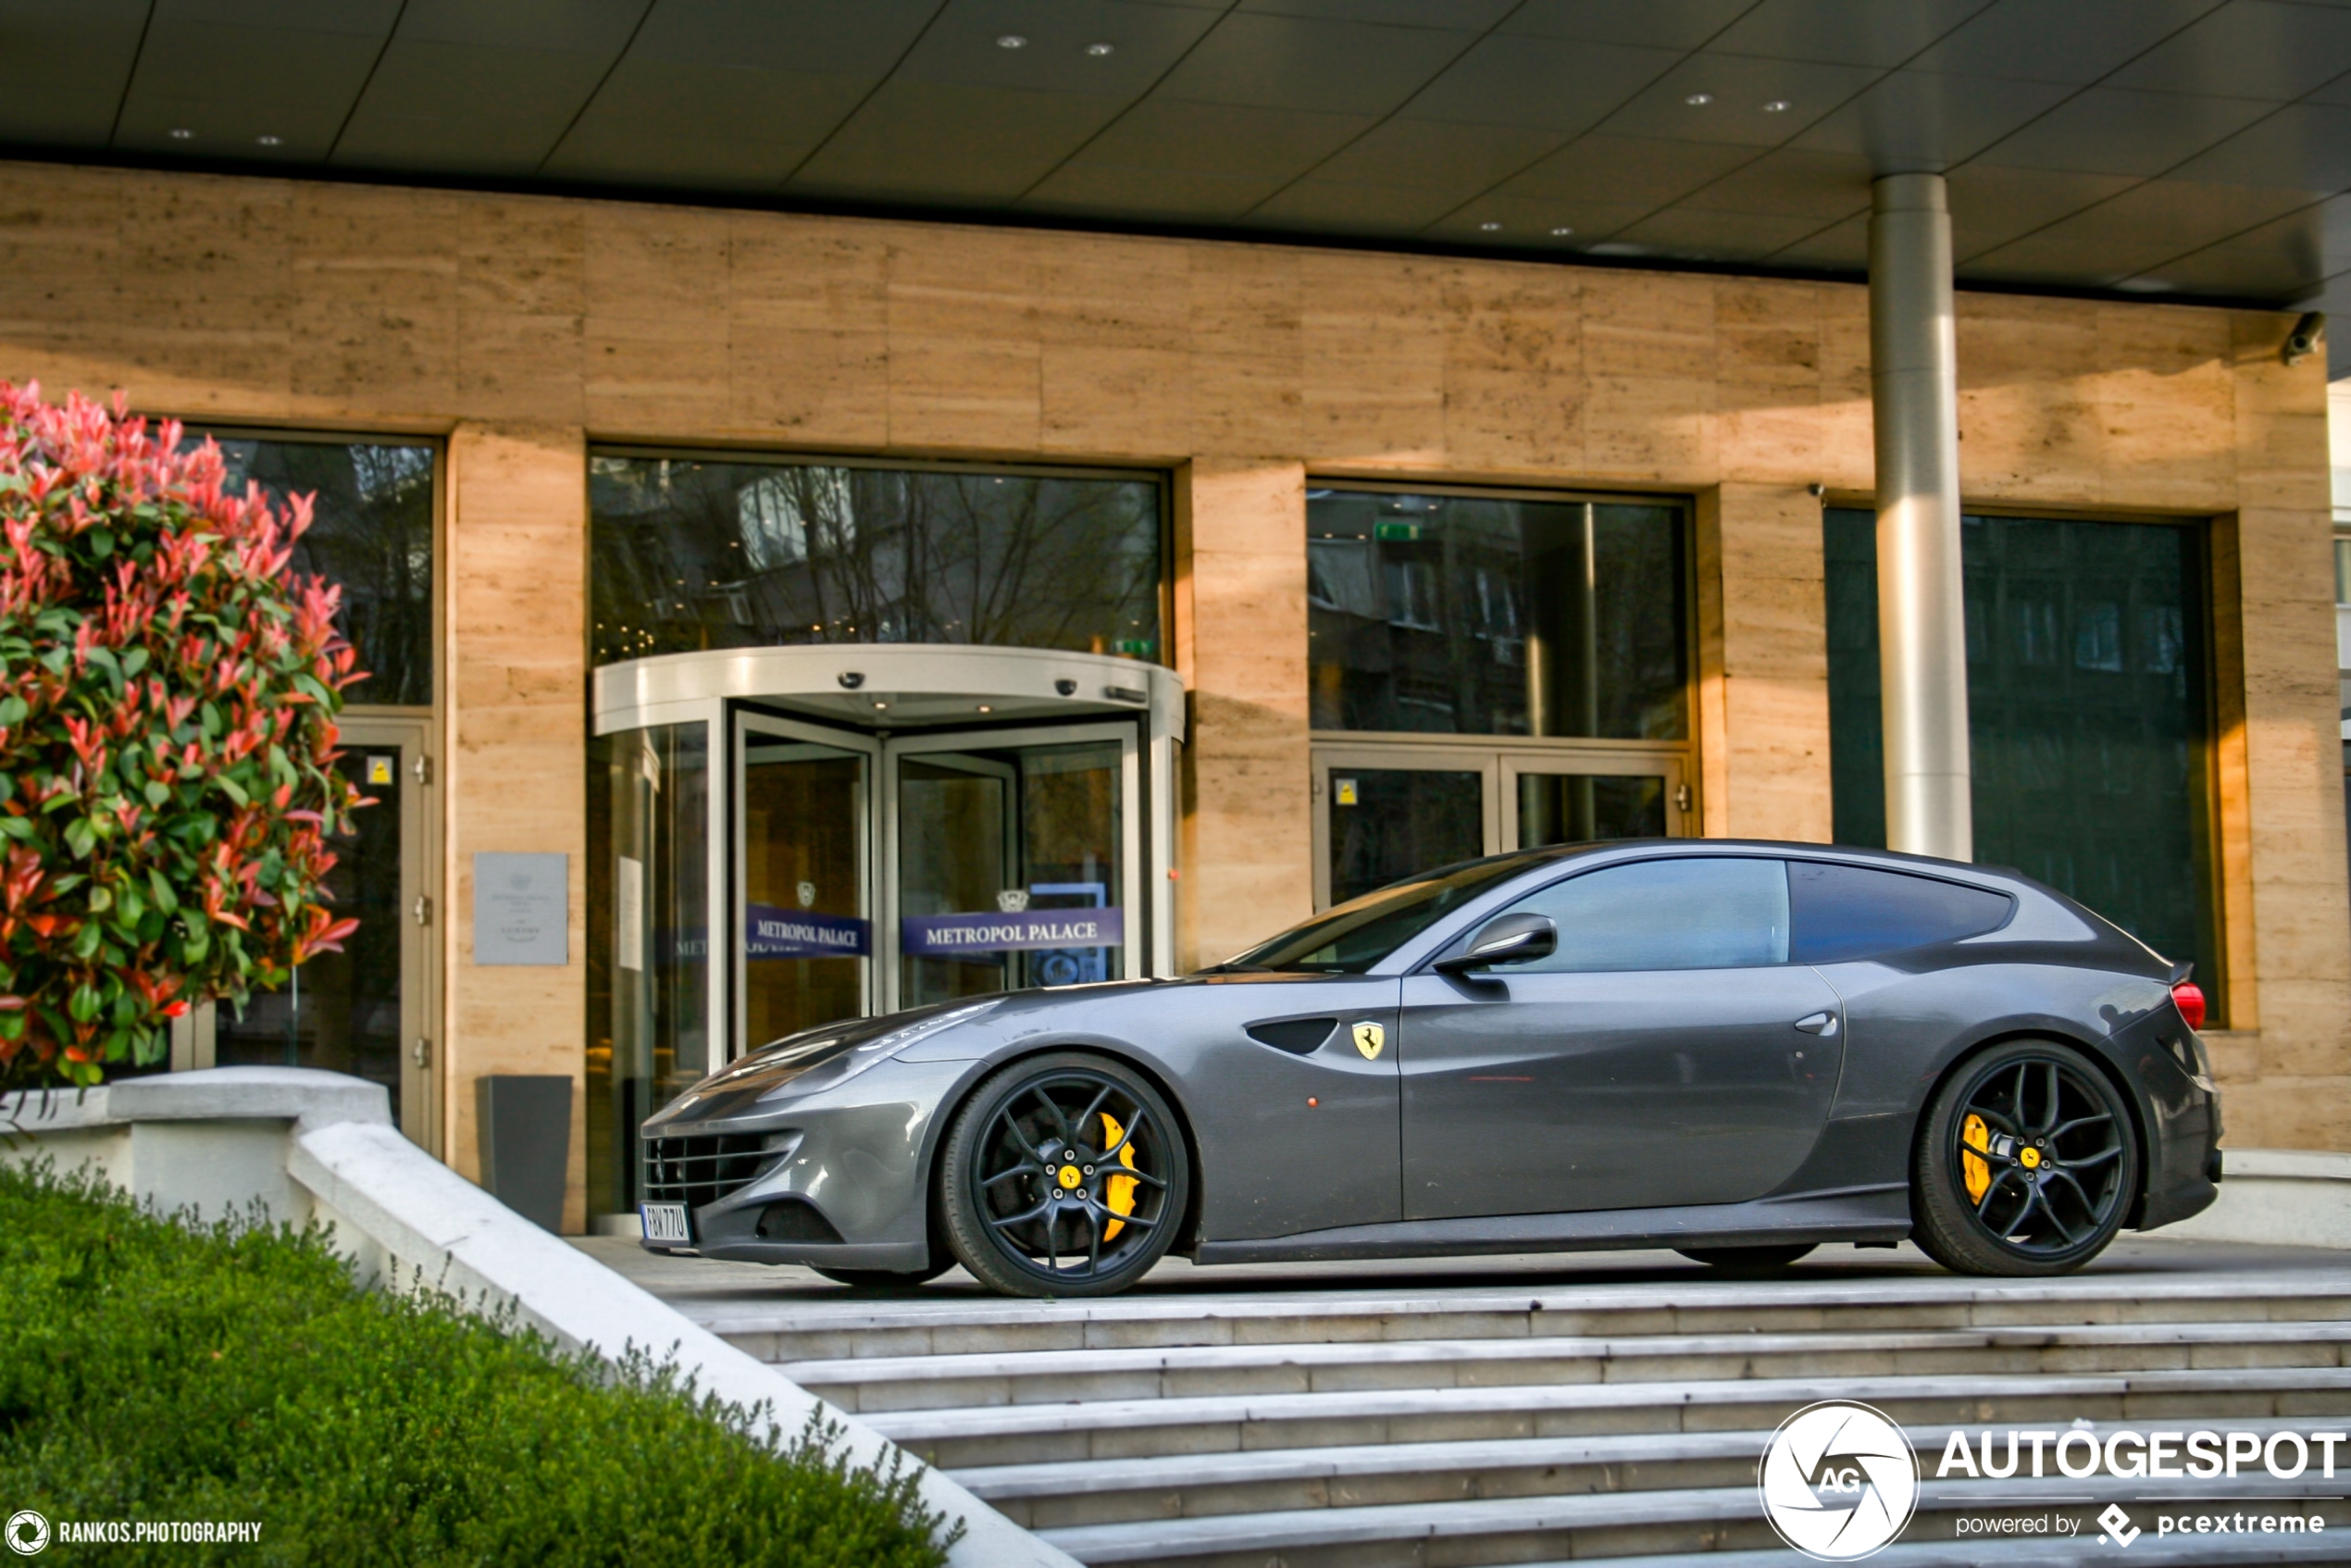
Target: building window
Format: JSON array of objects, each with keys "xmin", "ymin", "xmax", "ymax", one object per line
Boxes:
[
  {"xmin": 588, "ymin": 454, "xmax": 1163, "ymax": 666},
  {"xmin": 1307, "ymin": 487, "xmax": 1687, "ymax": 738},
  {"xmin": 195, "ymin": 435, "xmax": 439, "ymax": 708},
  {"xmin": 1825, "ymin": 508, "xmax": 2220, "ymax": 1014}
]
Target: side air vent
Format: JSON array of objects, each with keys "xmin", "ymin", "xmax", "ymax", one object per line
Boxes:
[
  {"xmin": 1246, "ymin": 1016, "xmax": 1337, "ymax": 1054},
  {"xmin": 754, "ymin": 1199, "xmax": 845, "ymax": 1244}
]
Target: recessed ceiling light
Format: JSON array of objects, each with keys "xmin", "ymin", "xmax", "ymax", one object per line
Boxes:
[
  {"xmin": 1085, "ymin": 42, "xmax": 1114, "ymax": 56},
  {"xmin": 997, "ymin": 33, "xmax": 1026, "ymax": 48},
  {"xmin": 1685, "ymin": 93, "xmax": 1713, "ymax": 106},
  {"xmin": 1479, "ymin": 220, "xmax": 1503, "ymax": 231},
  {"xmin": 1550, "ymin": 226, "xmax": 1574, "ymax": 236},
  {"xmin": 256, "ymin": 134, "xmax": 282, "ymax": 146},
  {"xmin": 1761, "ymin": 99, "xmax": 1790, "ymax": 113},
  {"xmin": 168, "ymin": 128, "xmax": 193, "ymax": 140}
]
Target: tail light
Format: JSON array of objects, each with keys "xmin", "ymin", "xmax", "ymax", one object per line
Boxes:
[{"xmin": 2171, "ymin": 980, "xmax": 2206, "ymax": 1030}]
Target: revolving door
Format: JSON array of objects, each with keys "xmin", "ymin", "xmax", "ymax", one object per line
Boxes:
[{"xmin": 588, "ymin": 645, "xmax": 1185, "ymax": 1221}]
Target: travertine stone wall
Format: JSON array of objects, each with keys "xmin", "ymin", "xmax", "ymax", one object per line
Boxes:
[{"xmin": 0, "ymin": 159, "xmax": 2339, "ymax": 1184}]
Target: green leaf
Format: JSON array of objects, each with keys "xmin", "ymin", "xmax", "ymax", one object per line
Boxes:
[
  {"xmin": 0, "ymin": 695, "xmax": 25, "ymax": 727},
  {"xmin": 64, "ymin": 817, "xmax": 94, "ymax": 859},
  {"xmin": 73, "ymin": 921, "xmax": 104, "ymax": 959},
  {"xmin": 68, "ymin": 983, "xmax": 100, "ymax": 1023},
  {"xmin": 86, "ymin": 884, "xmax": 111, "ymax": 914},
  {"xmin": 143, "ymin": 780, "xmax": 169, "ymax": 809},
  {"xmin": 215, "ymin": 774, "xmax": 249, "ymax": 809},
  {"xmin": 88, "ymin": 528, "xmax": 114, "ymax": 560},
  {"xmin": 148, "ymin": 868, "xmax": 177, "ymax": 915},
  {"xmin": 0, "ymin": 815, "xmax": 34, "ymax": 840}
]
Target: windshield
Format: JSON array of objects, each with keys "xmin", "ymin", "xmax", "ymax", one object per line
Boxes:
[{"xmin": 1215, "ymin": 851, "xmax": 1564, "ymax": 974}]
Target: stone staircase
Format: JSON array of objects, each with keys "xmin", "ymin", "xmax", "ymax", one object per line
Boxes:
[{"xmin": 704, "ymin": 1268, "xmax": 2351, "ymax": 1565}]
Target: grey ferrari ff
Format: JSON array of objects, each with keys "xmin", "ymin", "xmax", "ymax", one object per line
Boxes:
[{"xmin": 638, "ymin": 840, "xmax": 2221, "ymax": 1298}]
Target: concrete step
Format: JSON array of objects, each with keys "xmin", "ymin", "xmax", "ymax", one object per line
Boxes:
[
  {"xmin": 953, "ymin": 1415, "xmax": 2338, "ymax": 1532},
  {"xmin": 788, "ymin": 1319, "xmax": 2351, "ymax": 1413},
  {"xmin": 874, "ymin": 1363, "xmax": 2351, "ymax": 1469},
  {"xmin": 1038, "ymin": 1475, "xmax": 2350, "ymax": 1567},
  {"xmin": 711, "ymin": 1274, "xmax": 2351, "ymax": 1363}
]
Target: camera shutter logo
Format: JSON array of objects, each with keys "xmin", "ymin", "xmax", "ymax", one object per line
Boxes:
[
  {"xmin": 1759, "ymin": 1400, "xmax": 1919, "ymax": 1561},
  {"xmin": 4, "ymin": 1510, "xmax": 48, "ymax": 1558}
]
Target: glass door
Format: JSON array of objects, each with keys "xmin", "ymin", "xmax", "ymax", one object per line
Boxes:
[
  {"xmin": 884, "ymin": 724, "xmax": 1140, "ymax": 1014},
  {"xmin": 198, "ymin": 715, "xmax": 438, "ymax": 1147},
  {"xmin": 736, "ymin": 714, "xmax": 877, "ymax": 1051},
  {"xmin": 1312, "ymin": 742, "xmax": 1686, "ymax": 908}
]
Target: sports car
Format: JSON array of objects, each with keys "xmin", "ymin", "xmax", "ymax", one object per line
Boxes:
[{"xmin": 638, "ymin": 840, "xmax": 2221, "ymax": 1297}]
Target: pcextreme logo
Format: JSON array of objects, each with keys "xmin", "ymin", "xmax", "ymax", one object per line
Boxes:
[{"xmin": 1759, "ymin": 1400, "xmax": 1921, "ymax": 1561}]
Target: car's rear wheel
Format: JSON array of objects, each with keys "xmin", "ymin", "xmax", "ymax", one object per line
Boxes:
[
  {"xmin": 1912, "ymin": 1039, "xmax": 2138, "ymax": 1276},
  {"xmin": 810, "ymin": 1262, "xmax": 952, "ymax": 1289},
  {"xmin": 939, "ymin": 1052, "xmax": 1189, "ymax": 1299},
  {"xmin": 1675, "ymin": 1244, "xmax": 1815, "ymax": 1270}
]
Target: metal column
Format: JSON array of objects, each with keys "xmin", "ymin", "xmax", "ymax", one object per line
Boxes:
[{"xmin": 1869, "ymin": 172, "xmax": 1972, "ymax": 861}]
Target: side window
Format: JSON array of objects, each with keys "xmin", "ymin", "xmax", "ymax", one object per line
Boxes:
[
  {"xmin": 1787, "ymin": 862, "xmax": 2013, "ymax": 963},
  {"xmin": 1501, "ymin": 857, "xmax": 1790, "ymax": 973}
]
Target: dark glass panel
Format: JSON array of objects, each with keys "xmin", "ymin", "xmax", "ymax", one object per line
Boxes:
[
  {"xmin": 1328, "ymin": 767, "xmax": 1484, "ymax": 906},
  {"xmin": 214, "ymin": 749, "xmax": 402, "ymax": 1113},
  {"xmin": 742, "ymin": 742, "xmax": 866, "ymax": 1049},
  {"xmin": 1307, "ymin": 490, "xmax": 1686, "ymax": 739},
  {"xmin": 1787, "ymin": 861, "xmax": 2013, "ymax": 964},
  {"xmin": 203, "ymin": 438, "xmax": 436, "ymax": 707},
  {"xmin": 1823, "ymin": 508, "xmax": 2218, "ymax": 1005},
  {"xmin": 588, "ymin": 457, "xmax": 1162, "ymax": 666},
  {"xmin": 1516, "ymin": 772, "xmax": 1667, "ymax": 846},
  {"xmin": 1504, "ymin": 857, "xmax": 1790, "ymax": 972}
]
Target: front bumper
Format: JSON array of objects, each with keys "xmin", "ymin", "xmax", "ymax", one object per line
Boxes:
[{"xmin": 637, "ymin": 1055, "xmax": 975, "ymax": 1270}]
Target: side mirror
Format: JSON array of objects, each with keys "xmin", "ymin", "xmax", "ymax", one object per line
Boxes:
[{"xmin": 1433, "ymin": 912, "xmax": 1557, "ymax": 975}]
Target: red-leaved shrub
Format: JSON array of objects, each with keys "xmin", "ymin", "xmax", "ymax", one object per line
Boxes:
[{"xmin": 0, "ymin": 383, "xmax": 364, "ymax": 1090}]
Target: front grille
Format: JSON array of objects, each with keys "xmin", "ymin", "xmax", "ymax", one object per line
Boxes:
[{"xmin": 642, "ymin": 1134, "xmax": 770, "ymax": 1208}]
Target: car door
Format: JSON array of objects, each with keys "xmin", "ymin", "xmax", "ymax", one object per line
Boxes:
[{"xmin": 1398, "ymin": 855, "xmax": 1845, "ymax": 1220}]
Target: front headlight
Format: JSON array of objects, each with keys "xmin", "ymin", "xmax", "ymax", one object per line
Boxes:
[{"xmin": 755, "ymin": 999, "xmax": 1002, "ymax": 1101}]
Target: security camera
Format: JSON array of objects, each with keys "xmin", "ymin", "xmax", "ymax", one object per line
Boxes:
[
  {"xmin": 837, "ymin": 671, "xmax": 865, "ymax": 690},
  {"xmin": 2283, "ymin": 311, "xmax": 2326, "ymax": 366},
  {"xmin": 1807, "ymin": 482, "xmax": 1826, "ymax": 498}
]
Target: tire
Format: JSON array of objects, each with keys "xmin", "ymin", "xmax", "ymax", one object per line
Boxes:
[
  {"xmin": 810, "ymin": 1262, "xmax": 952, "ymax": 1290},
  {"xmin": 1675, "ymin": 1244, "xmax": 1816, "ymax": 1270},
  {"xmin": 939, "ymin": 1051, "xmax": 1189, "ymax": 1299},
  {"xmin": 1912, "ymin": 1038, "xmax": 2139, "ymax": 1276}
]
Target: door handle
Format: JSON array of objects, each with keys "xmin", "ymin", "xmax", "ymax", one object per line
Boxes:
[{"xmin": 1793, "ymin": 1012, "xmax": 1838, "ymax": 1036}]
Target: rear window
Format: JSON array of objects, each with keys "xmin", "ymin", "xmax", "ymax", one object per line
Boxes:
[{"xmin": 1788, "ymin": 862, "xmax": 2012, "ymax": 963}]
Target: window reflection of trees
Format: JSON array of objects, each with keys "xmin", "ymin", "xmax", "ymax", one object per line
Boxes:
[
  {"xmin": 204, "ymin": 439, "xmax": 436, "ymax": 707},
  {"xmin": 589, "ymin": 458, "xmax": 1161, "ymax": 666}
]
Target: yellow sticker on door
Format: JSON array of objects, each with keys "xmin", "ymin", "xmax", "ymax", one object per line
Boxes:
[
  {"xmin": 1335, "ymin": 778, "xmax": 1359, "ymax": 806},
  {"xmin": 366, "ymin": 755, "xmax": 394, "ymax": 786},
  {"xmin": 1351, "ymin": 1021, "xmax": 1385, "ymax": 1060}
]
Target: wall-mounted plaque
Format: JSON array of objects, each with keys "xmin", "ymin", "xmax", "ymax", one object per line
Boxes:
[{"xmin": 473, "ymin": 852, "xmax": 568, "ymax": 966}]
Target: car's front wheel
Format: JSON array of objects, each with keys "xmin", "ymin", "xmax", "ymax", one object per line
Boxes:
[
  {"xmin": 938, "ymin": 1052, "xmax": 1189, "ymax": 1299},
  {"xmin": 1912, "ymin": 1038, "xmax": 2139, "ymax": 1276}
]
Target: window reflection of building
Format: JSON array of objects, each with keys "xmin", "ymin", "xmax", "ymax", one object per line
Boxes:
[{"xmin": 588, "ymin": 456, "xmax": 1163, "ymax": 666}]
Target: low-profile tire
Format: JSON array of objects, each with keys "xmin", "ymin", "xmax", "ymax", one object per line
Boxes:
[
  {"xmin": 939, "ymin": 1051, "xmax": 1189, "ymax": 1299},
  {"xmin": 1675, "ymin": 1244, "xmax": 1815, "ymax": 1270},
  {"xmin": 809, "ymin": 1262, "xmax": 952, "ymax": 1290},
  {"xmin": 1912, "ymin": 1038, "xmax": 2139, "ymax": 1277}
]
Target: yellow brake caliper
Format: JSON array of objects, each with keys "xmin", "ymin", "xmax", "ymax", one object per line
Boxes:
[
  {"xmin": 1961, "ymin": 1113, "xmax": 1991, "ymax": 1202},
  {"xmin": 1099, "ymin": 1112, "xmax": 1139, "ymax": 1241}
]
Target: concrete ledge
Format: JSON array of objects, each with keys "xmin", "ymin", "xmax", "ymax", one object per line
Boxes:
[{"xmin": 2165, "ymin": 1149, "xmax": 2351, "ymax": 1251}]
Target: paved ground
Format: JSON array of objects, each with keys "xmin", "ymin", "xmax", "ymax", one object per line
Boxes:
[{"xmin": 575, "ymin": 1233, "xmax": 2351, "ymax": 1325}]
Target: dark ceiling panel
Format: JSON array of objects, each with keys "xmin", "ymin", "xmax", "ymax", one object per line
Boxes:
[
  {"xmin": 1309, "ymin": 118, "xmax": 1561, "ymax": 192},
  {"xmin": 1790, "ymin": 70, "xmax": 2073, "ymax": 170},
  {"xmin": 2108, "ymin": 0, "xmax": 2351, "ymax": 102},
  {"xmin": 1767, "ymin": 210, "xmax": 1869, "ymax": 267},
  {"xmin": 613, "ymin": 0, "xmax": 939, "ymax": 76},
  {"xmin": 1496, "ymin": 132, "xmax": 1757, "ymax": 206},
  {"xmin": 1424, "ymin": 192, "xmax": 1653, "ymax": 243},
  {"xmin": 1602, "ymin": 204, "xmax": 1827, "ymax": 257},
  {"xmin": 116, "ymin": 0, "xmax": 400, "ymax": 159},
  {"xmin": 333, "ymin": 0, "xmax": 649, "ymax": 174},
  {"xmin": 541, "ymin": 63, "xmax": 871, "ymax": 188},
  {"xmin": 1596, "ymin": 54, "xmax": 1885, "ymax": 147},
  {"xmin": 1395, "ymin": 35, "xmax": 1684, "ymax": 133},
  {"xmin": 1248, "ymin": 177, "xmax": 1480, "ymax": 232},
  {"xmin": 1499, "ymin": 0, "xmax": 1756, "ymax": 50},
  {"xmin": 1970, "ymin": 86, "xmax": 2275, "ymax": 176},
  {"xmin": 1678, "ymin": 146, "xmax": 1873, "ymax": 219},
  {"xmin": 1238, "ymin": 0, "xmax": 1519, "ymax": 25},
  {"xmin": 1062, "ymin": 99, "xmax": 1372, "ymax": 180},
  {"xmin": 1023, "ymin": 164, "xmax": 1292, "ymax": 220},
  {"xmin": 894, "ymin": 0, "xmax": 1222, "ymax": 93},
  {"xmin": 1905, "ymin": 0, "xmax": 2221, "ymax": 86},
  {"xmin": 1965, "ymin": 177, "xmax": 2315, "ymax": 282},
  {"xmin": 790, "ymin": 81, "xmax": 1123, "ymax": 202},
  {"xmin": 2169, "ymin": 102, "xmax": 2351, "ymax": 197},
  {"xmin": 0, "ymin": 0, "xmax": 149, "ymax": 144},
  {"xmin": 1705, "ymin": 0, "xmax": 1993, "ymax": 68},
  {"xmin": 2124, "ymin": 193, "xmax": 2345, "ymax": 297},
  {"xmin": 1151, "ymin": 12, "xmax": 1475, "ymax": 117},
  {"xmin": 1944, "ymin": 164, "xmax": 2141, "ymax": 259}
]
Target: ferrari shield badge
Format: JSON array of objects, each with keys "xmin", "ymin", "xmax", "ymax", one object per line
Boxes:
[{"xmin": 1351, "ymin": 1021, "xmax": 1386, "ymax": 1061}]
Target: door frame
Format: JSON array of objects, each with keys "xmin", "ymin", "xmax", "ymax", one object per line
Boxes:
[
  {"xmin": 1311, "ymin": 735, "xmax": 1689, "ymax": 909},
  {"xmin": 733, "ymin": 710, "xmax": 882, "ymax": 1049}
]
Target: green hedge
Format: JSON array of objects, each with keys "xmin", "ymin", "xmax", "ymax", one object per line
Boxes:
[{"xmin": 0, "ymin": 1162, "xmax": 958, "ymax": 1566}]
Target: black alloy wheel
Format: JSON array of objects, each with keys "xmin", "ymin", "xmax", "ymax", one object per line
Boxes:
[
  {"xmin": 1912, "ymin": 1039, "xmax": 2139, "ymax": 1276},
  {"xmin": 939, "ymin": 1052, "xmax": 1189, "ymax": 1299}
]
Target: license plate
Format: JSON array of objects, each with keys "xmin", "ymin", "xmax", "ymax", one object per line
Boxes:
[{"xmin": 641, "ymin": 1202, "xmax": 691, "ymax": 1244}]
